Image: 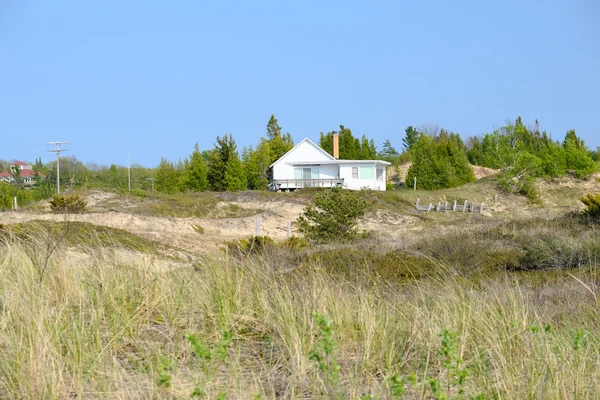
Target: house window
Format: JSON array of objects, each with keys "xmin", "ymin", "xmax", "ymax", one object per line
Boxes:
[
  {"xmin": 376, "ymin": 168, "xmax": 383, "ymax": 181},
  {"xmin": 352, "ymin": 167, "xmax": 358, "ymax": 179},
  {"xmin": 359, "ymin": 166, "xmax": 373, "ymax": 179},
  {"xmin": 294, "ymin": 167, "xmax": 320, "ymax": 179}
]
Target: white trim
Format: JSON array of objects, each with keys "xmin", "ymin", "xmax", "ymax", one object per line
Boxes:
[
  {"xmin": 287, "ymin": 159, "xmax": 391, "ymax": 166},
  {"xmin": 269, "ymin": 137, "xmax": 336, "ymax": 169}
]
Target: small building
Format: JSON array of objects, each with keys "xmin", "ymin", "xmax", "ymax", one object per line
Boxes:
[
  {"xmin": 269, "ymin": 136, "xmax": 390, "ymax": 191},
  {"xmin": 0, "ymin": 160, "xmax": 45, "ymax": 185}
]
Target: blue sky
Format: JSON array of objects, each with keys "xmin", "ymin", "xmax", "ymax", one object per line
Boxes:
[{"xmin": 1, "ymin": 0, "xmax": 599, "ymax": 167}]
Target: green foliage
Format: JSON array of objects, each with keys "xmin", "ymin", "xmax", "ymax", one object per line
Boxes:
[
  {"xmin": 182, "ymin": 143, "xmax": 209, "ymax": 191},
  {"xmin": 224, "ymin": 142, "xmax": 247, "ymax": 191},
  {"xmin": 402, "ymin": 125, "xmax": 420, "ymax": 150},
  {"xmin": 266, "ymin": 114, "xmax": 294, "ymax": 163},
  {"xmin": 226, "ymin": 236, "xmax": 276, "ymax": 257},
  {"xmin": 468, "ymin": 119, "xmax": 598, "ymax": 198},
  {"xmin": 580, "ymin": 193, "xmax": 600, "ymax": 219},
  {"xmin": 186, "ymin": 330, "xmax": 232, "ymax": 398},
  {"xmin": 389, "ymin": 329, "xmax": 480, "ymax": 399},
  {"xmin": 207, "ymin": 135, "xmax": 234, "ymax": 191},
  {"xmin": 298, "ymin": 187, "xmax": 367, "ymax": 242},
  {"xmin": 243, "ymin": 139, "xmax": 271, "ymax": 190},
  {"xmin": 192, "ymin": 224, "xmax": 205, "ymax": 234},
  {"xmin": 47, "ymin": 156, "xmax": 89, "ymax": 190},
  {"xmin": 406, "ymin": 132, "xmax": 475, "ymax": 190},
  {"xmin": 378, "ymin": 139, "xmax": 400, "ymax": 162},
  {"xmin": 309, "ymin": 313, "xmax": 341, "ymax": 397},
  {"xmin": 154, "ymin": 158, "xmax": 180, "ymax": 194},
  {"xmin": 319, "ymin": 126, "xmax": 377, "ymax": 160},
  {"xmin": 49, "ymin": 194, "xmax": 87, "ymax": 214}
]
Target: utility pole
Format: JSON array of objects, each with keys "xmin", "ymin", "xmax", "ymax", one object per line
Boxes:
[{"xmin": 47, "ymin": 141, "xmax": 68, "ymax": 194}]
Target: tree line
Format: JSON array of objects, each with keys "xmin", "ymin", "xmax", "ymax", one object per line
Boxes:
[{"xmin": 1, "ymin": 115, "xmax": 598, "ymax": 209}]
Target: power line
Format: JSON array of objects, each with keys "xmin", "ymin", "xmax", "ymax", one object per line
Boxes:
[{"xmin": 48, "ymin": 141, "xmax": 68, "ymax": 194}]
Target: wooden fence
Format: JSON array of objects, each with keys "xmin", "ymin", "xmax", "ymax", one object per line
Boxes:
[{"xmin": 416, "ymin": 199, "xmax": 485, "ymax": 213}]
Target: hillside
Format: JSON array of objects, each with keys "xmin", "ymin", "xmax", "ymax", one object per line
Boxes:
[{"xmin": 1, "ymin": 177, "xmax": 600, "ymax": 398}]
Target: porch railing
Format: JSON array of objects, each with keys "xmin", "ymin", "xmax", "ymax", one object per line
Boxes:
[{"xmin": 270, "ymin": 178, "xmax": 344, "ymax": 191}]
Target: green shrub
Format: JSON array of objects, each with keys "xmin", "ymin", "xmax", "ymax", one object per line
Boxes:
[
  {"xmin": 192, "ymin": 224, "xmax": 205, "ymax": 234},
  {"xmin": 405, "ymin": 132, "xmax": 475, "ymax": 190},
  {"xmin": 284, "ymin": 235, "xmax": 307, "ymax": 250},
  {"xmin": 49, "ymin": 194, "xmax": 87, "ymax": 214},
  {"xmin": 580, "ymin": 193, "xmax": 600, "ymax": 218},
  {"xmin": 298, "ymin": 187, "xmax": 367, "ymax": 242},
  {"xmin": 226, "ymin": 236, "xmax": 275, "ymax": 257}
]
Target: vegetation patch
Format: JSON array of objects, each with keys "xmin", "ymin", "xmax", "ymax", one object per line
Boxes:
[
  {"xmin": 298, "ymin": 187, "xmax": 368, "ymax": 242},
  {"xmin": 0, "ymin": 220, "xmax": 168, "ymax": 254},
  {"xmin": 49, "ymin": 193, "xmax": 87, "ymax": 214}
]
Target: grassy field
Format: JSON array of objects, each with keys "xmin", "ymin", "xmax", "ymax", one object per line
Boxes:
[{"xmin": 1, "ymin": 205, "xmax": 600, "ymax": 398}]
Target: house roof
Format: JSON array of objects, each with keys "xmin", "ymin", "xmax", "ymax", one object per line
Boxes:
[
  {"xmin": 269, "ymin": 137, "xmax": 335, "ymax": 169},
  {"xmin": 0, "ymin": 169, "xmax": 45, "ymax": 178},
  {"xmin": 288, "ymin": 159, "xmax": 391, "ymax": 166},
  {"xmin": 12, "ymin": 160, "xmax": 28, "ymax": 166}
]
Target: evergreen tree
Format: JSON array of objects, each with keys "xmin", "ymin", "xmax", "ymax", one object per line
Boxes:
[
  {"xmin": 244, "ymin": 139, "xmax": 271, "ymax": 190},
  {"xmin": 403, "ymin": 126, "xmax": 420, "ymax": 150},
  {"xmin": 155, "ymin": 158, "xmax": 180, "ymax": 194},
  {"xmin": 406, "ymin": 133, "xmax": 475, "ymax": 190},
  {"xmin": 266, "ymin": 114, "xmax": 282, "ymax": 140},
  {"xmin": 563, "ymin": 130, "xmax": 598, "ymax": 178},
  {"xmin": 266, "ymin": 114, "xmax": 294, "ymax": 163},
  {"xmin": 207, "ymin": 134, "xmax": 233, "ymax": 191},
  {"xmin": 224, "ymin": 141, "xmax": 247, "ymax": 191},
  {"xmin": 183, "ymin": 143, "xmax": 209, "ymax": 191},
  {"xmin": 379, "ymin": 139, "xmax": 399, "ymax": 161}
]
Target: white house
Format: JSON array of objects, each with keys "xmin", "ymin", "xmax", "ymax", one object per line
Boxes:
[{"xmin": 269, "ymin": 136, "xmax": 390, "ymax": 191}]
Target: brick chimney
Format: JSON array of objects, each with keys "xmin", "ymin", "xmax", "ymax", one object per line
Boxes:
[{"xmin": 332, "ymin": 134, "xmax": 339, "ymax": 159}]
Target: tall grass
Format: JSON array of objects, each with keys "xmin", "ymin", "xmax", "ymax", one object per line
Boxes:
[{"xmin": 1, "ymin": 230, "xmax": 600, "ymax": 398}]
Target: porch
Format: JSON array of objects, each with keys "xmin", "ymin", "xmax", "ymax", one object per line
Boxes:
[{"xmin": 269, "ymin": 178, "xmax": 344, "ymax": 191}]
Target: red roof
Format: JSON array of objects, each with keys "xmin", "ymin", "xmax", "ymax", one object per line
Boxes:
[
  {"xmin": 12, "ymin": 160, "xmax": 28, "ymax": 166},
  {"xmin": 0, "ymin": 169, "xmax": 45, "ymax": 178}
]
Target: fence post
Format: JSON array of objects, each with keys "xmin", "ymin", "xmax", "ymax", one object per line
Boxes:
[
  {"xmin": 470, "ymin": 201, "xmax": 475, "ymax": 213},
  {"xmin": 463, "ymin": 200, "xmax": 468, "ymax": 213},
  {"xmin": 437, "ymin": 202, "xmax": 441, "ymax": 212},
  {"xmin": 480, "ymin": 202, "xmax": 485, "ymax": 213},
  {"xmin": 256, "ymin": 216, "xmax": 261, "ymax": 236},
  {"xmin": 287, "ymin": 221, "xmax": 291, "ymax": 239},
  {"xmin": 13, "ymin": 196, "xmax": 18, "ymax": 211},
  {"xmin": 428, "ymin": 203, "xmax": 433, "ymax": 212},
  {"xmin": 414, "ymin": 177, "xmax": 417, "ymax": 191},
  {"xmin": 453, "ymin": 200, "xmax": 457, "ymax": 211}
]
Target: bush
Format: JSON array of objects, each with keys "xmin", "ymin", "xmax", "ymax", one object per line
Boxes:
[
  {"xmin": 49, "ymin": 194, "xmax": 87, "ymax": 214},
  {"xmin": 226, "ymin": 235, "xmax": 275, "ymax": 257},
  {"xmin": 284, "ymin": 235, "xmax": 308, "ymax": 250},
  {"xmin": 297, "ymin": 187, "xmax": 367, "ymax": 242},
  {"xmin": 580, "ymin": 193, "xmax": 600, "ymax": 218},
  {"xmin": 405, "ymin": 133, "xmax": 475, "ymax": 190}
]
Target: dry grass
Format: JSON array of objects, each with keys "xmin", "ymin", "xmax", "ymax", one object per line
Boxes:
[{"xmin": 1, "ymin": 223, "xmax": 600, "ymax": 399}]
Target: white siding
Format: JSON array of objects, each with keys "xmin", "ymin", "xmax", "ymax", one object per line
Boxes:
[
  {"xmin": 340, "ymin": 163, "xmax": 386, "ymax": 190},
  {"xmin": 272, "ymin": 140, "xmax": 334, "ymax": 180}
]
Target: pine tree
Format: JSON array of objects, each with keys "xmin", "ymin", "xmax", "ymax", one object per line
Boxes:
[
  {"xmin": 244, "ymin": 139, "xmax": 271, "ymax": 190},
  {"xmin": 155, "ymin": 158, "xmax": 180, "ymax": 194},
  {"xmin": 224, "ymin": 141, "xmax": 247, "ymax": 191},
  {"xmin": 207, "ymin": 135, "xmax": 233, "ymax": 191},
  {"xmin": 266, "ymin": 115, "xmax": 293, "ymax": 163},
  {"xmin": 378, "ymin": 139, "xmax": 399, "ymax": 161},
  {"xmin": 403, "ymin": 126, "xmax": 420, "ymax": 150},
  {"xmin": 183, "ymin": 143, "xmax": 209, "ymax": 191},
  {"xmin": 406, "ymin": 133, "xmax": 475, "ymax": 190}
]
